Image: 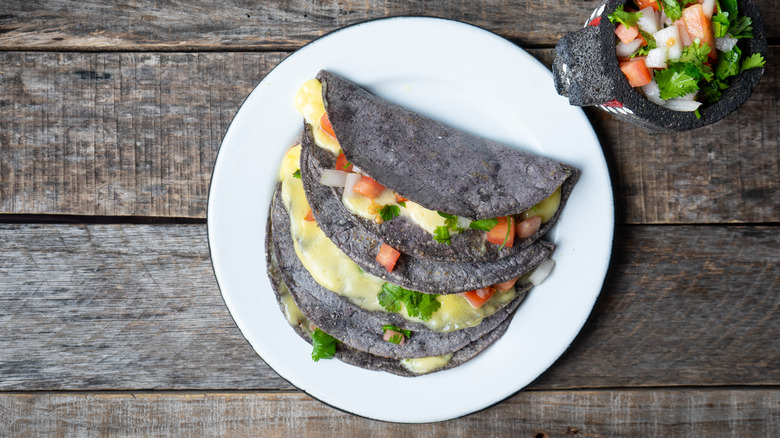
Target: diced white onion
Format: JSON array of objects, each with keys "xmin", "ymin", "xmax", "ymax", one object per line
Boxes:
[
  {"xmin": 645, "ymin": 46, "xmax": 669, "ymax": 69},
  {"xmin": 637, "ymin": 7, "xmax": 659, "ymax": 34},
  {"xmin": 664, "ymin": 98, "xmax": 703, "ymax": 112},
  {"xmin": 654, "ymin": 25, "xmax": 682, "ymax": 59},
  {"xmin": 342, "ymin": 173, "xmax": 361, "ymax": 201},
  {"xmin": 616, "ymin": 38, "xmax": 643, "ymax": 58},
  {"xmin": 702, "ymin": 0, "xmax": 716, "ymax": 19},
  {"xmin": 660, "ymin": 9, "xmax": 672, "ymax": 26},
  {"xmin": 528, "ymin": 258, "xmax": 555, "ymax": 286},
  {"xmin": 641, "ymin": 80, "xmax": 666, "ymax": 106},
  {"xmin": 716, "ymin": 37, "xmax": 738, "ymax": 53},
  {"xmin": 677, "ymin": 21, "xmax": 692, "ymax": 46},
  {"xmin": 351, "ymin": 164, "xmax": 364, "ymax": 174},
  {"xmin": 319, "ymin": 169, "xmax": 349, "ymax": 187}
]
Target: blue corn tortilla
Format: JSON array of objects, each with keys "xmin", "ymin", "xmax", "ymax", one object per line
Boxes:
[
  {"xmin": 318, "ymin": 69, "xmax": 578, "ymax": 220},
  {"xmin": 268, "ymin": 185, "xmax": 528, "ymax": 360},
  {"xmin": 300, "ymin": 130, "xmax": 554, "ymax": 293}
]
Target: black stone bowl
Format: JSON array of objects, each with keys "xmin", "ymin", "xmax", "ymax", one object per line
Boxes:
[{"xmin": 553, "ymin": 0, "xmax": 767, "ymax": 133}]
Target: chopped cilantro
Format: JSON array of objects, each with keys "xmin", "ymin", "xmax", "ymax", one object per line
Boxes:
[
  {"xmin": 655, "ymin": 42, "xmax": 714, "ymax": 100},
  {"xmin": 741, "ymin": 53, "xmax": 766, "ymax": 71},
  {"xmin": 398, "ymin": 201, "xmax": 406, "ymax": 208},
  {"xmin": 434, "ymin": 226, "xmax": 451, "ymax": 245},
  {"xmin": 292, "ymin": 169, "xmax": 301, "ymax": 179},
  {"xmin": 711, "ymin": 12, "xmax": 731, "ymax": 38},
  {"xmin": 311, "ymin": 328, "xmax": 339, "ymax": 362},
  {"xmin": 469, "ymin": 217, "xmax": 499, "ymax": 232},
  {"xmin": 382, "ymin": 324, "xmax": 411, "ymax": 344},
  {"xmin": 655, "ymin": 68, "xmax": 700, "ymax": 100},
  {"xmin": 378, "ymin": 283, "xmax": 441, "ymax": 321},
  {"xmin": 342, "ymin": 160, "xmax": 352, "ymax": 171},
  {"xmin": 656, "ymin": 0, "xmax": 683, "ymax": 21},
  {"xmin": 729, "ymin": 16, "xmax": 753, "ymax": 39},
  {"xmin": 608, "ymin": 5, "xmax": 642, "ymax": 28},
  {"xmin": 716, "ymin": 46, "xmax": 742, "ymax": 81},
  {"xmin": 379, "ymin": 204, "xmax": 401, "ymax": 222}
]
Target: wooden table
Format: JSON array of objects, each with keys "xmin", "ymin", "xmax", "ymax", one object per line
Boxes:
[{"xmin": 1, "ymin": 1, "xmax": 777, "ymax": 435}]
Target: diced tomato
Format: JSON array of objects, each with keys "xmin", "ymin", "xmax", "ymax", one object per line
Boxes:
[
  {"xmin": 516, "ymin": 216, "xmax": 542, "ymax": 239},
  {"xmin": 335, "ymin": 152, "xmax": 353, "ymax": 172},
  {"xmin": 635, "ymin": 0, "xmax": 660, "ymax": 11},
  {"xmin": 395, "ymin": 194, "xmax": 408, "ymax": 203},
  {"xmin": 615, "ymin": 23, "xmax": 640, "ymax": 45},
  {"xmin": 486, "ymin": 216, "xmax": 515, "ymax": 248},
  {"xmin": 602, "ymin": 99, "xmax": 624, "ymax": 108},
  {"xmin": 619, "ymin": 58, "xmax": 653, "ymax": 87},
  {"xmin": 493, "ymin": 277, "xmax": 519, "ymax": 291},
  {"xmin": 463, "ymin": 287, "xmax": 496, "ymax": 309},
  {"xmin": 320, "ymin": 112, "xmax": 336, "ymax": 138},
  {"xmin": 674, "ymin": 19, "xmax": 693, "ymax": 46},
  {"xmin": 353, "ymin": 175, "xmax": 386, "ymax": 199},
  {"xmin": 588, "ymin": 16, "xmax": 602, "ymax": 27},
  {"xmin": 383, "ymin": 329, "xmax": 405, "ymax": 345},
  {"xmin": 304, "ymin": 209, "xmax": 315, "ymax": 222},
  {"xmin": 376, "ymin": 243, "xmax": 401, "ymax": 272},
  {"xmin": 682, "ymin": 4, "xmax": 715, "ymax": 59}
]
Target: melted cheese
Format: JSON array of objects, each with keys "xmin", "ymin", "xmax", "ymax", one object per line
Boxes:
[
  {"xmin": 278, "ymin": 145, "xmax": 517, "ymax": 333},
  {"xmin": 521, "ymin": 186, "xmax": 562, "ymax": 224},
  {"xmin": 401, "ymin": 354, "xmax": 453, "ymax": 374}
]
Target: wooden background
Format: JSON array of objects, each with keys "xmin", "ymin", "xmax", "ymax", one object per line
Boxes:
[{"xmin": 1, "ymin": 1, "xmax": 778, "ymax": 436}]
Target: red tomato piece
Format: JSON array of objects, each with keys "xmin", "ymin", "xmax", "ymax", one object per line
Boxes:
[
  {"xmin": 588, "ymin": 17, "xmax": 602, "ymax": 27},
  {"xmin": 615, "ymin": 23, "xmax": 640, "ymax": 45},
  {"xmin": 486, "ymin": 216, "xmax": 515, "ymax": 248},
  {"xmin": 383, "ymin": 329, "xmax": 405, "ymax": 345},
  {"xmin": 320, "ymin": 112, "xmax": 337, "ymax": 138},
  {"xmin": 376, "ymin": 243, "xmax": 401, "ymax": 272},
  {"xmin": 635, "ymin": 0, "xmax": 660, "ymax": 11},
  {"xmin": 516, "ymin": 216, "xmax": 542, "ymax": 239},
  {"xmin": 682, "ymin": 4, "xmax": 715, "ymax": 59},
  {"xmin": 493, "ymin": 277, "xmax": 519, "ymax": 291},
  {"xmin": 353, "ymin": 175, "xmax": 386, "ymax": 199},
  {"xmin": 304, "ymin": 209, "xmax": 315, "ymax": 222},
  {"xmin": 463, "ymin": 287, "xmax": 496, "ymax": 309},
  {"xmin": 395, "ymin": 194, "xmax": 408, "ymax": 203},
  {"xmin": 335, "ymin": 152, "xmax": 353, "ymax": 172},
  {"xmin": 620, "ymin": 58, "xmax": 653, "ymax": 87}
]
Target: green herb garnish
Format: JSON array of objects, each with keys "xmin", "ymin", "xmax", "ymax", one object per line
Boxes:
[
  {"xmin": 434, "ymin": 212, "xmax": 464, "ymax": 245},
  {"xmin": 608, "ymin": 5, "xmax": 642, "ymax": 27},
  {"xmin": 468, "ymin": 217, "xmax": 499, "ymax": 232},
  {"xmin": 398, "ymin": 201, "xmax": 406, "ymax": 208},
  {"xmin": 382, "ymin": 324, "xmax": 412, "ymax": 344},
  {"xmin": 378, "ymin": 283, "xmax": 441, "ymax": 321},
  {"xmin": 656, "ymin": 0, "xmax": 683, "ymax": 21},
  {"xmin": 311, "ymin": 328, "xmax": 339, "ymax": 362},
  {"xmin": 434, "ymin": 226, "xmax": 451, "ymax": 245},
  {"xmin": 292, "ymin": 169, "xmax": 301, "ymax": 179},
  {"xmin": 379, "ymin": 204, "xmax": 401, "ymax": 222}
]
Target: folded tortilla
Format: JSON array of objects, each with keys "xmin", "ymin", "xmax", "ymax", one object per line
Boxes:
[
  {"xmin": 300, "ymin": 130, "xmax": 554, "ymax": 294},
  {"xmin": 269, "ymin": 185, "xmax": 528, "ymax": 359},
  {"xmin": 310, "ymin": 70, "xmax": 578, "ymax": 261}
]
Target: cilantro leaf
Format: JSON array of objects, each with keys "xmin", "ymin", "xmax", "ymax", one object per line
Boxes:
[
  {"xmin": 379, "ymin": 204, "xmax": 400, "ymax": 222},
  {"xmin": 382, "ymin": 324, "xmax": 411, "ymax": 344},
  {"xmin": 311, "ymin": 328, "xmax": 339, "ymax": 362},
  {"xmin": 729, "ymin": 16, "xmax": 753, "ymax": 38},
  {"xmin": 719, "ymin": 0, "xmax": 739, "ymax": 22},
  {"xmin": 378, "ymin": 283, "xmax": 441, "ymax": 321},
  {"xmin": 433, "ymin": 226, "xmax": 451, "ymax": 245},
  {"xmin": 656, "ymin": 0, "xmax": 683, "ymax": 21},
  {"xmin": 655, "ymin": 67, "xmax": 700, "ymax": 100},
  {"xmin": 741, "ymin": 53, "xmax": 766, "ymax": 71},
  {"xmin": 292, "ymin": 169, "xmax": 301, "ymax": 179},
  {"xmin": 398, "ymin": 201, "xmax": 406, "ymax": 208},
  {"xmin": 711, "ymin": 12, "xmax": 731, "ymax": 38},
  {"xmin": 608, "ymin": 5, "xmax": 642, "ymax": 28},
  {"xmin": 469, "ymin": 218, "xmax": 499, "ymax": 232},
  {"xmin": 716, "ymin": 46, "xmax": 742, "ymax": 81}
]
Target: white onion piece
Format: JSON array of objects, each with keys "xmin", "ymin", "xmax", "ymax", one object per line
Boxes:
[
  {"xmin": 342, "ymin": 173, "xmax": 361, "ymax": 201},
  {"xmin": 664, "ymin": 98, "xmax": 703, "ymax": 112},
  {"xmin": 351, "ymin": 164, "xmax": 364, "ymax": 174},
  {"xmin": 660, "ymin": 9, "xmax": 672, "ymax": 26},
  {"xmin": 637, "ymin": 7, "xmax": 659, "ymax": 34},
  {"xmin": 677, "ymin": 21, "xmax": 692, "ymax": 46},
  {"xmin": 679, "ymin": 92, "xmax": 698, "ymax": 101},
  {"xmin": 702, "ymin": 0, "xmax": 716, "ymax": 18},
  {"xmin": 319, "ymin": 169, "xmax": 349, "ymax": 187},
  {"xmin": 655, "ymin": 25, "xmax": 682, "ymax": 59},
  {"xmin": 641, "ymin": 80, "xmax": 666, "ymax": 106},
  {"xmin": 716, "ymin": 37, "xmax": 738, "ymax": 52},
  {"xmin": 645, "ymin": 46, "xmax": 669, "ymax": 69},
  {"xmin": 616, "ymin": 38, "xmax": 643, "ymax": 58},
  {"xmin": 528, "ymin": 258, "xmax": 555, "ymax": 286}
]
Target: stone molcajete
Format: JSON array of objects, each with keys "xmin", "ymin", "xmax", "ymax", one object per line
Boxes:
[{"xmin": 553, "ymin": 0, "xmax": 767, "ymax": 133}]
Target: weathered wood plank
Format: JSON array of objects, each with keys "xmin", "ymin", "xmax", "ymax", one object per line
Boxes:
[
  {"xmin": 0, "ymin": 389, "xmax": 778, "ymax": 436},
  {"xmin": 1, "ymin": 49, "xmax": 778, "ymax": 223},
  {"xmin": 0, "ymin": 224, "xmax": 777, "ymax": 390},
  {"xmin": 0, "ymin": 0, "xmax": 777, "ymax": 50}
]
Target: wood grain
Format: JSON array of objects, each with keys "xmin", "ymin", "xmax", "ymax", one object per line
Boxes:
[
  {"xmin": 0, "ymin": 389, "xmax": 778, "ymax": 436},
  {"xmin": 0, "ymin": 224, "xmax": 777, "ymax": 390},
  {"xmin": 1, "ymin": 49, "xmax": 778, "ymax": 223}
]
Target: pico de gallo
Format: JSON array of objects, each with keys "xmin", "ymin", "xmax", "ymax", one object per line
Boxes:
[{"xmin": 607, "ymin": 0, "xmax": 765, "ymax": 114}]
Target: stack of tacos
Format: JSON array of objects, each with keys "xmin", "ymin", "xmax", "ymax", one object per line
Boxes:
[{"xmin": 265, "ymin": 70, "xmax": 578, "ymax": 376}]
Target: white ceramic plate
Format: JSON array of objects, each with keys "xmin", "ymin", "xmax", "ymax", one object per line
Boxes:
[{"xmin": 208, "ymin": 17, "xmax": 614, "ymax": 423}]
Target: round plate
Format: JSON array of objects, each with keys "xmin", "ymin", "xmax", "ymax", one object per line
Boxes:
[{"xmin": 208, "ymin": 17, "xmax": 614, "ymax": 423}]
